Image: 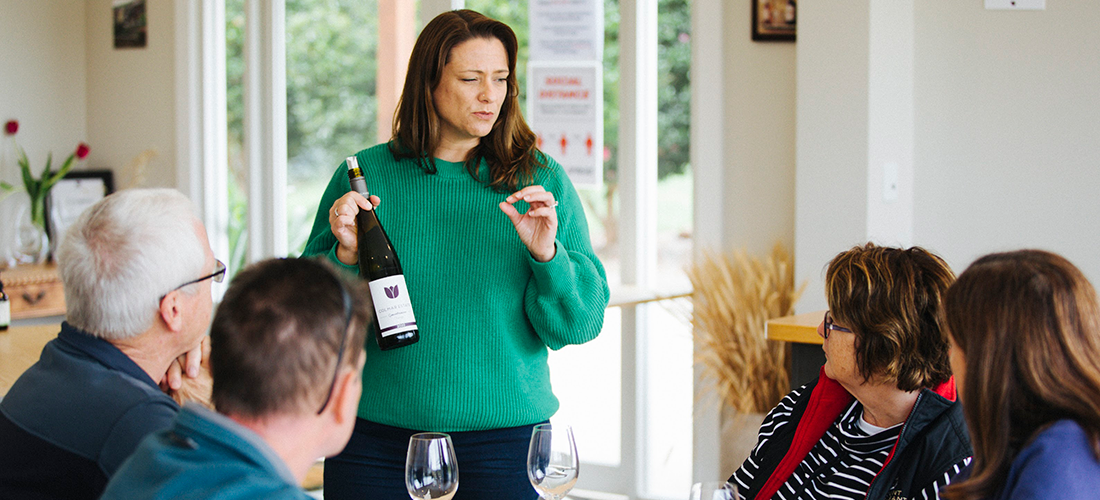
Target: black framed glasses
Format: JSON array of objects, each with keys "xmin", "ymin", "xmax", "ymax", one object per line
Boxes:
[
  {"xmin": 173, "ymin": 259, "xmax": 226, "ymax": 292},
  {"xmin": 317, "ymin": 277, "xmax": 355, "ymax": 415},
  {"xmin": 823, "ymin": 310, "xmax": 852, "ymax": 339}
]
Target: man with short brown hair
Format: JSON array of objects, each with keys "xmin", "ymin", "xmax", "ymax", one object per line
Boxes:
[{"xmin": 101, "ymin": 258, "xmax": 371, "ymax": 499}]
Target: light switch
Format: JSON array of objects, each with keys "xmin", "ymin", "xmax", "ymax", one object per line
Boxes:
[
  {"xmin": 985, "ymin": 0, "xmax": 1045, "ymax": 10},
  {"xmin": 883, "ymin": 162, "xmax": 899, "ymax": 203}
]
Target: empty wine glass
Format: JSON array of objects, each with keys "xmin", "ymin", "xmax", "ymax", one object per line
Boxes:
[
  {"xmin": 527, "ymin": 423, "xmax": 579, "ymax": 500},
  {"xmin": 689, "ymin": 481, "xmax": 738, "ymax": 500},
  {"xmin": 405, "ymin": 432, "xmax": 459, "ymax": 500}
]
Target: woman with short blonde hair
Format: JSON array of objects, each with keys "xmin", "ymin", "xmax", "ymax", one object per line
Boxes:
[{"xmin": 731, "ymin": 243, "xmax": 972, "ymax": 500}]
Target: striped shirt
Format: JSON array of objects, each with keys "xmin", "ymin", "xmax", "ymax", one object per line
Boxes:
[{"xmin": 732, "ymin": 387, "xmax": 971, "ymax": 500}]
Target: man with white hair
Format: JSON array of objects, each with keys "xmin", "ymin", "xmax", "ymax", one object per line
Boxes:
[
  {"xmin": 101, "ymin": 257, "xmax": 370, "ymax": 499},
  {"xmin": 0, "ymin": 188, "xmax": 218, "ymax": 499}
]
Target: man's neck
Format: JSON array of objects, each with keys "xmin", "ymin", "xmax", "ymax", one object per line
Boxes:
[
  {"xmin": 112, "ymin": 330, "xmax": 175, "ymax": 385},
  {"xmin": 229, "ymin": 413, "xmax": 321, "ymax": 484}
]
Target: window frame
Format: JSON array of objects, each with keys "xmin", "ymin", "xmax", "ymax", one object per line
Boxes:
[{"xmin": 175, "ymin": 0, "xmax": 727, "ymax": 497}]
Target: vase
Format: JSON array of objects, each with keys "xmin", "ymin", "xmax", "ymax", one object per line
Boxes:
[
  {"xmin": 720, "ymin": 407, "xmax": 766, "ymax": 475},
  {"xmin": 12, "ymin": 201, "xmax": 49, "ymax": 264}
]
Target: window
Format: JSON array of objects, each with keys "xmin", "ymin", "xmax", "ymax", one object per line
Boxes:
[
  {"xmin": 183, "ymin": 1, "xmax": 699, "ymax": 497},
  {"xmin": 466, "ymin": 1, "xmax": 693, "ymax": 498}
]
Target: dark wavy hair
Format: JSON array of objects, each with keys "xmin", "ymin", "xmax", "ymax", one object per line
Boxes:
[
  {"xmin": 389, "ymin": 9, "xmax": 543, "ymax": 191},
  {"xmin": 825, "ymin": 243, "xmax": 956, "ymax": 391},
  {"xmin": 943, "ymin": 250, "xmax": 1100, "ymax": 500}
]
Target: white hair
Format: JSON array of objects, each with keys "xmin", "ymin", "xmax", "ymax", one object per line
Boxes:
[{"xmin": 55, "ymin": 188, "xmax": 206, "ymax": 341}]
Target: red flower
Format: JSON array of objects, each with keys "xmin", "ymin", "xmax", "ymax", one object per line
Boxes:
[
  {"xmin": 76, "ymin": 143, "xmax": 90, "ymax": 159},
  {"xmin": 4, "ymin": 120, "xmax": 17, "ymax": 135}
]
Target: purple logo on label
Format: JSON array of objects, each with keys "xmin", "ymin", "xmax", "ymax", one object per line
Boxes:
[{"xmin": 384, "ymin": 285, "xmax": 400, "ymax": 299}]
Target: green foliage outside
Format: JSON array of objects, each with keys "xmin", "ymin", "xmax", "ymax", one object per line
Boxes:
[
  {"xmin": 227, "ymin": 0, "xmax": 381, "ymax": 264},
  {"xmin": 470, "ymin": 0, "xmax": 691, "ymax": 181},
  {"xmin": 225, "ymin": 0, "xmax": 691, "ymax": 264}
]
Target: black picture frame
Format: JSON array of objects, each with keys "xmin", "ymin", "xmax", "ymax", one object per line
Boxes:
[
  {"xmin": 113, "ymin": 0, "xmax": 148, "ymax": 49},
  {"xmin": 752, "ymin": 0, "xmax": 797, "ymax": 42},
  {"xmin": 46, "ymin": 170, "xmax": 115, "ymax": 247}
]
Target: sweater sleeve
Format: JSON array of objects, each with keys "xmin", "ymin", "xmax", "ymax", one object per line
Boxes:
[
  {"xmin": 301, "ymin": 158, "xmax": 362, "ymax": 275},
  {"xmin": 523, "ymin": 158, "xmax": 610, "ymax": 351}
]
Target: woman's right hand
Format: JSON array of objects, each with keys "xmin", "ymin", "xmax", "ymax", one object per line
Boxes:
[{"xmin": 329, "ymin": 191, "xmax": 381, "ymax": 265}]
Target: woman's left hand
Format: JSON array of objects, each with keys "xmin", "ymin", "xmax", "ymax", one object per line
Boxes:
[{"xmin": 499, "ymin": 185, "xmax": 558, "ymax": 262}]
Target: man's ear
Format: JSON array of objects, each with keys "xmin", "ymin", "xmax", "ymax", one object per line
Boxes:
[
  {"xmin": 158, "ymin": 291, "xmax": 185, "ymax": 333},
  {"xmin": 328, "ymin": 352, "xmax": 365, "ymax": 424}
]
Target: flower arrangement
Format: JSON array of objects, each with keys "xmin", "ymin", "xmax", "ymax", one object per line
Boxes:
[
  {"xmin": 687, "ymin": 243, "xmax": 805, "ymax": 414},
  {"xmin": 3, "ymin": 119, "xmax": 90, "ymax": 229}
]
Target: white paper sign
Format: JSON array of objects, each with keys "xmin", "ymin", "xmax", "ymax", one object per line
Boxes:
[
  {"xmin": 528, "ymin": 0, "xmax": 603, "ymax": 62},
  {"xmin": 528, "ymin": 62, "xmax": 603, "ymax": 188}
]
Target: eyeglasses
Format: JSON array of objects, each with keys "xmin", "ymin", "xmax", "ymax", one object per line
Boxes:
[
  {"xmin": 172, "ymin": 259, "xmax": 226, "ymax": 292},
  {"xmin": 822, "ymin": 310, "xmax": 852, "ymax": 340},
  {"xmin": 317, "ymin": 277, "xmax": 355, "ymax": 415}
]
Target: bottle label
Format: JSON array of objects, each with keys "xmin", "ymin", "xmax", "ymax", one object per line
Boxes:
[
  {"xmin": 368, "ymin": 275, "xmax": 417, "ymax": 337},
  {"xmin": 0, "ymin": 300, "xmax": 9, "ymax": 328}
]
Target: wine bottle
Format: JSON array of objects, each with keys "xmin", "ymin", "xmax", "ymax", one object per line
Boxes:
[
  {"xmin": 346, "ymin": 156, "xmax": 419, "ymax": 350},
  {"xmin": 0, "ymin": 277, "xmax": 9, "ymax": 331}
]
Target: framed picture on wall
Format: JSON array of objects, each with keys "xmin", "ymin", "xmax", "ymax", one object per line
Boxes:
[
  {"xmin": 113, "ymin": 0, "xmax": 147, "ymax": 48},
  {"xmin": 752, "ymin": 0, "xmax": 796, "ymax": 42},
  {"xmin": 46, "ymin": 170, "xmax": 115, "ymax": 249}
]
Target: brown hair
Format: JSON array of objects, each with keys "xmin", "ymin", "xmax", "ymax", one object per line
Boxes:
[
  {"xmin": 825, "ymin": 243, "xmax": 955, "ymax": 391},
  {"xmin": 210, "ymin": 258, "xmax": 371, "ymax": 417},
  {"xmin": 389, "ymin": 9, "xmax": 543, "ymax": 192},
  {"xmin": 943, "ymin": 250, "xmax": 1100, "ymax": 500}
]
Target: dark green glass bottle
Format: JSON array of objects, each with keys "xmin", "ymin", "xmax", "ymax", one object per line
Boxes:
[{"xmin": 346, "ymin": 156, "xmax": 419, "ymax": 350}]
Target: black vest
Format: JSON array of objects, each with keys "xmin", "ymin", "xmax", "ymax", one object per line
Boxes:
[{"xmin": 733, "ymin": 377, "xmax": 973, "ymax": 500}]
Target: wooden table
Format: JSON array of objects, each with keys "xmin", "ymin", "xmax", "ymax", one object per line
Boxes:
[
  {"xmin": 766, "ymin": 310, "xmax": 826, "ymax": 387},
  {"xmin": 766, "ymin": 310, "xmax": 825, "ymax": 344},
  {"xmin": 0, "ymin": 323, "xmax": 60, "ymax": 397}
]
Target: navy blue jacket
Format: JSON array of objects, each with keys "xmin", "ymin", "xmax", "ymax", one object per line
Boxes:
[
  {"xmin": 0, "ymin": 322, "xmax": 178, "ymax": 499},
  {"xmin": 732, "ymin": 368, "xmax": 972, "ymax": 500}
]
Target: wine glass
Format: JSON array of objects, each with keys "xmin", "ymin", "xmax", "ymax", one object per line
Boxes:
[
  {"xmin": 527, "ymin": 423, "xmax": 579, "ymax": 500},
  {"xmin": 405, "ymin": 432, "xmax": 459, "ymax": 500},
  {"xmin": 689, "ymin": 481, "xmax": 738, "ymax": 500}
]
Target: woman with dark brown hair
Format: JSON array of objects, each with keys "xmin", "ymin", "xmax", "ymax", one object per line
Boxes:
[
  {"xmin": 943, "ymin": 250, "xmax": 1100, "ymax": 500},
  {"xmin": 302, "ymin": 9, "xmax": 609, "ymax": 500},
  {"xmin": 730, "ymin": 243, "xmax": 972, "ymax": 500}
]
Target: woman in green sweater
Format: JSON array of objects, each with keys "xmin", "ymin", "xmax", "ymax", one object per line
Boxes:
[{"xmin": 302, "ymin": 9, "xmax": 609, "ymax": 499}]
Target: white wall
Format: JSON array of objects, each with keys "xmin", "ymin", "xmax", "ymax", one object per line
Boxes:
[
  {"xmin": 0, "ymin": 0, "xmax": 88, "ymax": 264},
  {"xmin": 794, "ymin": 1, "xmax": 872, "ymax": 311},
  {"xmin": 85, "ymin": 0, "xmax": 177, "ymax": 190},
  {"xmin": 913, "ymin": 2, "xmax": 1100, "ymax": 284},
  {"xmin": 794, "ymin": 2, "xmax": 1100, "ymax": 311},
  {"xmin": 721, "ymin": 1, "xmax": 796, "ymax": 257}
]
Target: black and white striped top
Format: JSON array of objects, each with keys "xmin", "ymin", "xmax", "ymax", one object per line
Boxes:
[{"xmin": 731, "ymin": 387, "xmax": 970, "ymax": 500}]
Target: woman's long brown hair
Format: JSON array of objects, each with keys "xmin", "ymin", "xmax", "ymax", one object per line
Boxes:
[
  {"xmin": 389, "ymin": 9, "xmax": 543, "ymax": 192},
  {"xmin": 943, "ymin": 250, "xmax": 1100, "ymax": 500}
]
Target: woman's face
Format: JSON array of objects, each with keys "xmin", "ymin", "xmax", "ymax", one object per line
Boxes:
[
  {"xmin": 819, "ymin": 311, "xmax": 861, "ymax": 388},
  {"xmin": 432, "ymin": 36, "xmax": 510, "ymax": 152}
]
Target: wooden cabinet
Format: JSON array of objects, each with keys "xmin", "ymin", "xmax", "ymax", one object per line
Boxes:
[{"xmin": 0, "ymin": 264, "xmax": 66, "ymax": 319}]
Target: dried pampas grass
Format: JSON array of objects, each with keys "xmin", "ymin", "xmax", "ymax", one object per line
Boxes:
[{"xmin": 688, "ymin": 243, "xmax": 805, "ymax": 414}]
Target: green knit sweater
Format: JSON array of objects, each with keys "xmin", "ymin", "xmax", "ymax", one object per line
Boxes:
[{"xmin": 302, "ymin": 144, "xmax": 610, "ymax": 431}]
